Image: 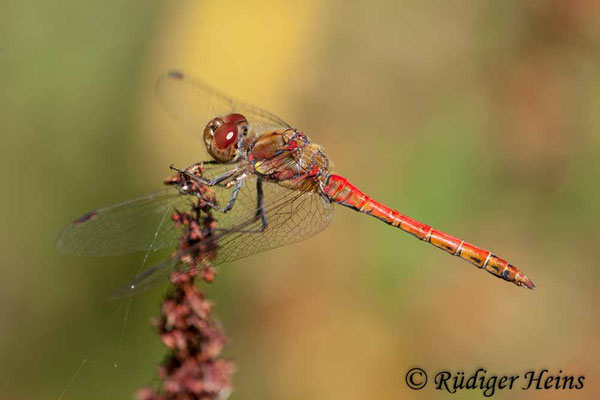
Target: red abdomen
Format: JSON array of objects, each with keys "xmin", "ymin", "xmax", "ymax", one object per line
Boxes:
[{"xmin": 323, "ymin": 174, "xmax": 534, "ymax": 289}]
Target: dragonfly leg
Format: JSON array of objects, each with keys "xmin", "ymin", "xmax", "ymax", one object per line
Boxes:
[
  {"xmin": 206, "ymin": 179, "xmax": 243, "ymax": 213},
  {"xmin": 255, "ymin": 177, "xmax": 268, "ymax": 231},
  {"xmin": 170, "ymin": 163, "xmax": 238, "ymax": 186},
  {"xmin": 223, "ymin": 178, "xmax": 268, "ymax": 234},
  {"xmin": 192, "ymin": 160, "xmax": 219, "ymax": 165}
]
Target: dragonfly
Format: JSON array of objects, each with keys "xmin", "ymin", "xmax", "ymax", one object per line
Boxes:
[{"xmin": 57, "ymin": 70, "xmax": 535, "ymax": 297}]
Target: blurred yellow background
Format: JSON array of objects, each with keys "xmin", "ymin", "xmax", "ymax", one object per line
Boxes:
[{"xmin": 2, "ymin": 1, "xmax": 599, "ymax": 399}]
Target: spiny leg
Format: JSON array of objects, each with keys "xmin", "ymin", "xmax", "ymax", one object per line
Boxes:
[
  {"xmin": 193, "ymin": 160, "xmax": 219, "ymax": 165},
  {"xmin": 255, "ymin": 177, "xmax": 268, "ymax": 232},
  {"xmin": 225, "ymin": 177, "xmax": 268, "ymax": 234},
  {"xmin": 209, "ymin": 179, "xmax": 243, "ymax": 213},
  {"xmin": 170, "ymin": 163, "xmax": 238, "ymax": 186},
  {"xmin": 170, "ymin": 163, "xmax": 244, "ymax": 213}
]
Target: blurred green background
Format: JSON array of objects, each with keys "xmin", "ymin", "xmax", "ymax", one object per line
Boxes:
[{"xmin": 2, "ymin": 1, "xmax": 599, "ymax": 399}]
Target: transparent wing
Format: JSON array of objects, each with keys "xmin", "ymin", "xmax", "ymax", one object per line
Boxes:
[
  {"xmin": 56, "ymin": 188, "xmax": 193, "ymax": 256},
  {"xmin": 56, "ymin": 163, "xmax": 240, "ymax": 257},
  {"xmin": 113, "ymin": 178, "xmax": 334, "ymax": 297},
  {"xmin": 156, "ymin": 70, "xmax": 292, "ymax": 136},
  {"xmin": 111, "ymin": 258, "xmax": 181, "ymax": 298},
  {"xmin": 212, "ymin": 179, "xmax": 333, "ymax": 265}
]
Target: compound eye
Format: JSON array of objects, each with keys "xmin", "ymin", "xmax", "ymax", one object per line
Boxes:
[
  {"xmin": 223, "ymin": 113, "xmax": 247, "ymax": 125},
  {"xmin": 213, "ymin": 123, "xmax": 239, "ymax": 149},
  {"xmin": 212, "ymin": 113, "xmax": 248, "ymax": 150}
]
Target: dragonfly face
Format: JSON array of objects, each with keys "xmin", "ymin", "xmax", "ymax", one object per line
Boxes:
[{"xmin": 203, "ymin": 113, "xmax": 249, "ymax": 163}]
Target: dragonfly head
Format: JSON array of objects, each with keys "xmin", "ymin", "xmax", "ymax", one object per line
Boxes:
[{"xmin": 203, "ymin": 113, "xmax": 249, "ymax": 163}]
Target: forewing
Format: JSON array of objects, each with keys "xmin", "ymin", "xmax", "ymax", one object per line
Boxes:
[
  {"xmin": 113, "ymin": 178, "xmax": 334, "ymax": 297},
  {"xmin": 56, "ymin": 188, "xmax": 193, "ymax": 256},
  {"xmin": 56, "ymin": 162, "xmax": 243, "ymax": 257},
  {"xmin": 156, "ymin": 70, "xmax": 292, "ymax": 135}
]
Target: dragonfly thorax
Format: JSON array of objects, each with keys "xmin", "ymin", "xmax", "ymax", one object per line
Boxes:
[{"xmin": 249, "ymin": 129, "xmax": 330, "ymax": 191}]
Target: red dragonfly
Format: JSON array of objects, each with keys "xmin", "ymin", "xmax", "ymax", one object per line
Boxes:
[{"xmin": 57, "ymin": 71, "xmax": 534, "ymax": 296}]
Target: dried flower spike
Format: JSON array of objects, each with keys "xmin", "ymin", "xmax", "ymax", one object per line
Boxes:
[{"xmin": 137, "ymin": 169, "xmax": 234, "ymax": 400}]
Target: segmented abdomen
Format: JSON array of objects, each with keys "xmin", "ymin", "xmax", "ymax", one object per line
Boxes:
[{"xmin": 323, "ymin": 174, "xmax": 534, "ymax": 289}]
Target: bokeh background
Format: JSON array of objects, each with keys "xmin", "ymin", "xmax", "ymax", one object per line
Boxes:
[{"xmin": 2, "ymin": 1, "xmax": 599, "ymax": 399}]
